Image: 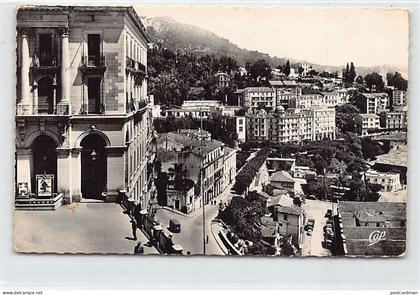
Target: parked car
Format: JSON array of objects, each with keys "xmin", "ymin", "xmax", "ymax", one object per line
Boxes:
[
  {"xmin": 169, "ymin": 218, "xmax": 181, "ymax": 233},
  {"xmin": 308, "ymin": 218, "xmax": 315, "ymax": 228},
  {"xmin": 324, "ymin": 209, "xmax": 332, "ymax": 218}
]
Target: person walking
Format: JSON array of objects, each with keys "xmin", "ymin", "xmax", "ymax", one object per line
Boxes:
[
  {"xmin": 131, "ymin": 218, "xmax": 137, "ymax": 240},
  {"xmin": 134, "ymin": 241, "xmax": 144, "ymax": 254}
]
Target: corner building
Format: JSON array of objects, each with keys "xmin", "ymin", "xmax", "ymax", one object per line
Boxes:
[{"xmin": 15, "ymin": 6, "xmax": 155, "ymax": 209}]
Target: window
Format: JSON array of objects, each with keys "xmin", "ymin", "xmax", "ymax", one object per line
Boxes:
[
  {"xmin": 38, "ymin": 34, "xmax": 53, "ymax": 66},
  {"xmin": 283, "ymin": 215, "xmax": 288, "ymax": 221}
]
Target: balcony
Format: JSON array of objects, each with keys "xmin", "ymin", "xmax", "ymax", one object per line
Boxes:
[
  {"xmin": 80, "ymin": 55, "xmax": 106, "ymax": 75},
  {"xmin": 79, "ymin": 103, "xmax": 105, "ymax": 115},
  {"xmin": 126, "ymin": 57, "xmax": 146, "ymax": 85},
  {"xmin": 30, "ymin": 55, "xmax": 59, "ymax": 74},
  {"xmin": 16, "ymin": 104, "xmax": 70, "ymax": 116}
]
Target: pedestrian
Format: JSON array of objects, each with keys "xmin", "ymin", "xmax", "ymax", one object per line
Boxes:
[
  {"xmin": 134, "ymin": 241, "xmax": 144, "ymax": 254},
  {"xmin": 131, "ymin": 218, "xmax": 137, "ymax": 240}
]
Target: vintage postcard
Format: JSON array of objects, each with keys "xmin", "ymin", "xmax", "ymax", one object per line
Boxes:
[{"xmin": 14, "ymin": 5, "xmax": 408, "ymax": 256}]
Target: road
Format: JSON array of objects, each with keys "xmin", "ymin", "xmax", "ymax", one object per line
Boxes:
[
  {"xmin": 155, "ymin": 182, "xmax": 234, "ymax": 255},
  {"xmin": 301, "ymin": 199, "xmax": 334, "ymax": 256}
]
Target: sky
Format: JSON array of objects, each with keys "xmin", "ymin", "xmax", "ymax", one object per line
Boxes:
[{"xmin": 136, "ymin": 5, "xmax": 409, "ymax": 68}]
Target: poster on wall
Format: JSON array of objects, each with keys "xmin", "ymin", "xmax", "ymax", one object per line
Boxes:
[
  {"xmin": 36, "ymin": 174, "xmax": 54, "ymax": 197},
  {"xmin": 17, "ymin": 182, "xmax": 28, "ymax": 197}
]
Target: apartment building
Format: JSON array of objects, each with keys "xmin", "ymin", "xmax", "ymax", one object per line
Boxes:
[
  {"xmin": 157, "ymin": 132, "xmax": 236, "ymax": 206},
  {"xmin": 355, "ymin": 114, "xmax": 380, "ymax": 136},
  {"xmin": 392, "ymin": 90, "xmax": 407, "ymax": 107},
  {"xmin": 243, "ymin": 87, "xmax": 276, "ymax": 110},
  {"xmin": 15, "ymin": 6, "xmax": 155, "ymax": 210},
  {"xmin": 365, "ymin": 170, "xmax": 401, "ymax": 192},
  {"xmin": 245, "ymin": 107, "xmax": 335, "ymax": 143},
  {"xmin": 380, "ymin": 111, "xmax": 407, "ymax": 130}
]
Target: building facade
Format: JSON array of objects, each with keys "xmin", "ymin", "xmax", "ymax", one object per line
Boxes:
[
  {"xmin": 246, "ymin": 107, "xmax": 335, "ymax": 143},
  {"xmin": 15, "ymin": 6, "xmax": 155, "ymax": 210},
  {"xmin": 365, "ymin": 170, "xmax": 401, "ymax": 192},
  {"xmin": 243, "ymin": 87, "xmax": 276, "ymax": 110},
  {"xmin": 355, "ymin": 114, "xmax": 380, "ymax": 136}
]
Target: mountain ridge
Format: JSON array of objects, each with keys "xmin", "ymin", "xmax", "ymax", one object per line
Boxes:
[{"xmin": 141, "ymin": 15, "xmax": 408, "ymax": 78}]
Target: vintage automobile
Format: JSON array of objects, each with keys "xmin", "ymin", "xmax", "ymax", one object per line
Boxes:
[{"xmin": 169, "ymin": 218, "xmax": 181, "ymax": 233}]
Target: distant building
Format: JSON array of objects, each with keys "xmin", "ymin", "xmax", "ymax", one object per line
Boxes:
[
  {"xmin": 266, "ymin": 157, "xmax": 296, "ymax": 175},
  {"xmin": 214, "ymin": 72, "xmax": 231, "ymax": 89},
  {"xmin": 392, "ymin": 90, "xmax": 407, "ymax": 107},
  {"xmin": 243, "ymin": 87, "xmax": 276, "ymax": 110},
  {"xmin": 337, "ymin": 201, "xmax": 406, "ymax": 256},
  {"xmin": 245, "ymin": 107, "xmax": 335, "ymax": 143},
  {"xmin": 380, "ymin": 111, "xmax": 407, "ymax": 130},
  {"xmin": 157, "ymin": 131, "xmax": 236, "ymax": 207},
  {"xmin": 364, "ymin": 170, "xmax": 401, "ymax": 192},
  {"xmin": 166, "ymin": 180, "xmax": 195, "ymax": 213},
  {"xmin": 357, "ymin": 93, "xmax": 389, "ymax": 114},
  {"xmin": 355, "ymin": 114, "xmax": 380, "ymax": 136},
  {"xmin": 235, "ymin": 116, "xmax": 246, "ymax": 143},
  {"xmin": 270, "ymin": 171, "xmax": 296, "ymax": 197}
]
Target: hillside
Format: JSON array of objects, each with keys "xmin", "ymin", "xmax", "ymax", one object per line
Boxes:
[{"xmin": 141, "ymin": 16, "xmax": 407, "ymax": 78}]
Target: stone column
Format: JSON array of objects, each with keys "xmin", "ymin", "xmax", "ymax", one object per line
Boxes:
[
  {"xmin": 16, "ymin": 148, "xmax": 32, "ymax": 193},
  {"xmin": 57, "ymin": 148, "xmax": 71, "ymax": 202},
  {"xmin": 58, "ymin": 27, "xmax": 70, "ymax": 115},
  {"xmin": 106, "ymin": 146, "xmax": 126, "ymax": 202},
  {"xmin": 70, "ymin": 148, "xmax": 82, "ymax": 202},
  {"xmin": 19, "ymin": 29, "xmax": 31, "ymax": 114}
]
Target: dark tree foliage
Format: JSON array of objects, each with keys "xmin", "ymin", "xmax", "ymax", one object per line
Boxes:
[
  {"xmin": 217, "ymin": 196, "xmax": 266, "ymax": 242},
  {"xmin": 386, "ymin": 72, "xmax": 408, "ymax": 91},
  {"xmin": 335, "ymin": 103, "xmax": 359, "ymax": 133},
  {"xmin": 284, "ymin": 60, "xmax": 291, "ymax": 76},
  {"xmin": 233, "ymin": 149, "xmax": 272, "ymax": 194},
  {"xmin": 364, "ymin": 72, "xmax": 385, "ymax": 92}
]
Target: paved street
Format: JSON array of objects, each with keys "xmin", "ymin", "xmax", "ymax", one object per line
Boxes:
[
  {"xmin": 301, "ymin": 199, "xmax": 333, "ymax": 256},
  {"xmin": 14, "ymin": 202, "xmax": 159, "ymax": 255},
  {"xmin": 155, "ymin": 182, "xmax": 234, "ymax": 255}
]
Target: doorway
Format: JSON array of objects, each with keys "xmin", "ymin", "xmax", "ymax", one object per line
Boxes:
[
  {"xmin": 80, "ymin": 134, "xmax": 107, "ymax": 200},
  {"xmin": 87, "ymin": 34, "xmax": 100, "ymax": 66},
  {"xmin": 32, "ymin": 135, "xmax": 57, "ymax": 195},
  {"xmin": 87, "ymin": 77, "xmax": 101, "ymax": 114}
]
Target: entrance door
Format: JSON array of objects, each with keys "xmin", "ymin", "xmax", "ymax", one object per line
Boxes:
[
  {"xmin": 32, "ymin": 135, "xmax": 57, "ymax": 195},
  {"xmin": 175, "ymin": 200, "xmax": 180, "ymax": 210},
  {"xmin": 80, "ymin": 134, "xmax": 107, "ymax": 200}
]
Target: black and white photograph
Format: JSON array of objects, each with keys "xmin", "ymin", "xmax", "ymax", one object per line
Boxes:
[{"xmin": 14, "ymin": 5, "xmax": 409, "ymax": 257}]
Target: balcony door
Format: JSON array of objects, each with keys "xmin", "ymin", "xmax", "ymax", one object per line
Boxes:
[
  {"xmin": 87, "ymin": 77, "xmax": 101, "ymax": 114},
  {"xmin": 87, "ymin": 34, "xmax": 100, "ymax": 66},
  {"xmin": 39, "ymin": 34, "xmax": 53, "ymax": 66}
]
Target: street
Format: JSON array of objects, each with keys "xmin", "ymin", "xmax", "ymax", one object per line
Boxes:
[
  {"xmin": 301, "ymin": 199, "xmax": 333, "ymax": 256},
  {"xmin": 155, "ymin": 182, "xmax": 234, "ymax": 255},
  {"xmin": 14, "ymin": 202, "xmax": 159, "ymax": 255}
]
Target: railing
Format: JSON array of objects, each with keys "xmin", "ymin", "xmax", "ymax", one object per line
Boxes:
[
  {"xmin": 81, "ymin": 55, "xmax": 106, "ymax": 67},
  {"xmin": 16, "ymin": 104, "xmax": 70, "ymax": 116},
  {"xmin": 79, "ymin": 103, "xmax": 105, "ymax": 115}
]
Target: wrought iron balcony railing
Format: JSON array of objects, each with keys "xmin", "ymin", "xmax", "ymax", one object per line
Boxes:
[{"xmin": 79, "ymin": 103, "xmax": 105, "ymax": 115}]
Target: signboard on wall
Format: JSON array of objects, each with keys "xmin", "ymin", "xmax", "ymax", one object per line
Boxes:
[
  {"xmin": 17, "ymin": 182, "xmax": 29, "ymax": 197},
  {"xmin": 36, "ymin": 174, "xmax": 54, "ymax": 197}
]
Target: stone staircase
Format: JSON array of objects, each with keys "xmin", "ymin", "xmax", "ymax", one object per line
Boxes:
[{"xmin": 15, "ymin": 193, "xmax": 64, "ymax": 211}]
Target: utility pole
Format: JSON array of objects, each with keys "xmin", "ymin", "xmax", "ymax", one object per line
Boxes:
[{"xmin": 200, "ymin": 97, "xmax": 206, "ymax": 255}]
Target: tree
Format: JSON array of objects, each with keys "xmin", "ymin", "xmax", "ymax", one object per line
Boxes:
[
  {"xmin": 355, "ymin": 75, "xmax": 364, "ymax": 84},
  {"xmin": 246, "ymin": 59, "xmax": 272, "ymax": 83},
  {"xmin": 348, "ymin": 62, "xmax": 356, "ymax": 83},
  {"xmin": 343, "ymin": 63, "xmax": 349, "ymax": 83},
  {"xmin": 284, "ymin": 60, "xmax": 291, "ymax": 76},
  {"xmin": 364, "ymin": 72, "xmax": 385, "ymax": 92},
  {"xmin": 386, "ymin": 72, "xmax": 408, "ymax": 91}
]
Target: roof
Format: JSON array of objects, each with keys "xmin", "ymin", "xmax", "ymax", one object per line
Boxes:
[
  {"xmin": 275, "ymin": 205, "xmax": 302, "ymax": 216},
  {"xmin": 339, "ymin": 201, "xmax": 407, "ymax": 256},
  {"xmin": 373, "ymin": 145, "xmax": 407, "ymax": 168},
  {"xmin": 267, "ymin": 195, "xmax": 294, "ymax": 208},
  {"xmin": 157, "ymin": 132, "xmax": 224, "ymax": 156},
  {"xmin": 270, "ymin": 171, "xmax": 295, "ymax": 183}
]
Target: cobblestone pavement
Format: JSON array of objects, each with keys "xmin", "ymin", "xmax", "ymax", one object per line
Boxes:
[{"xmin": 14, "ymin": 202, "xmax": 159, "ymax": 255}]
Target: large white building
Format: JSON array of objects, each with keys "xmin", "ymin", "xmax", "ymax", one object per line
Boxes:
[
  {"xmin": 245, "ymin": 107, "xmax": 336, "ymax": 143},
  {"xmin": 243, "ymin": 87, "xmax": 276, "ymax": 110},
  {"xmin": 365, "ymin": 170, "xmax": 402, "ymax": 192},
  {"xmin": 15, "ymin": 6, "xmax": 155, "ymax": 210}
]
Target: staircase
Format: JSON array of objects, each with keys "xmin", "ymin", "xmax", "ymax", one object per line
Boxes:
[{"xmin": 15, "ymin": 193, "xmax": 63, "ymax": 211}]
